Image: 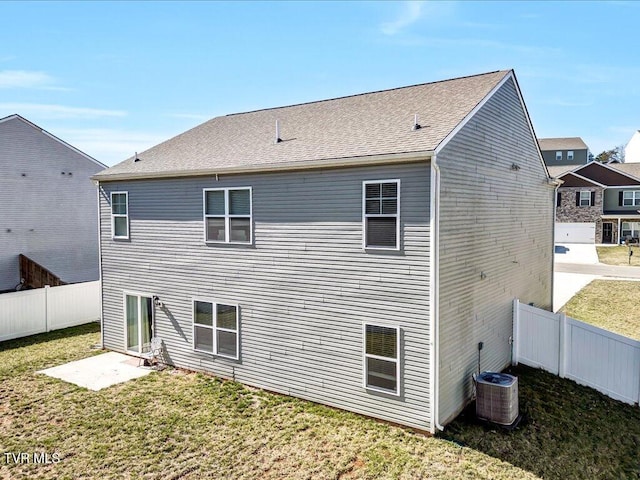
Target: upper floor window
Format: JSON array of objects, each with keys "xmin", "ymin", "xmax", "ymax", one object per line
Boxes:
[
  {"xmin": 363, "ymin": 180, "xmax": 400, "ymax": 250},
  {"xmin": 193, "ymin": 299, "xmax": 239, "ymax": 360},
  {"xmin": 204, "ymin": 187, "xmax": 252, "ymax": 244},
  {"xmin": 622, "ymin": 191, "xmax": 640, "ymax": 207},
  {"xmin": 364, "ymin": 323, "xmax": 400, "ymax": 395},
  {"xmin": 567, "ymin": 151, "xmax": 574, "ymax": 161},
  {"xmin": 111, "ymin": 192, "xmax": 129, "ymax": 239},
  {"xmin": 578, "ymin": 190, "xmax": 593, "ymax": 207},
  {"xmin": 555, "ymin": 151, "xmax": 563, "ymax": 161}
]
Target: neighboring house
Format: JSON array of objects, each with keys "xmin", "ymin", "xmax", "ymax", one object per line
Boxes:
[
  {"xmin": 625, "ymin": 130, "xmax": 640, "ymax": 163},
  {"xmin": 93, "ymin": 70, "xmax": 555, "ymax": 432},
  {"xmin": 550, "ymin": 162, "xmax": 640, "ymax": 243},
  {"xmin": 0, "ymin": 114, "xmax": 105, "ymax": 292},
  {"xmin": 538, "ymin": 137, "xmax": 591, "ymax": 167}
]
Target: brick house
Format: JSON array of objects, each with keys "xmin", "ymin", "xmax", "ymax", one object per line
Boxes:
[{"xmin": 550, "ymin": 162, "xmax": 640, "ymax": 243}]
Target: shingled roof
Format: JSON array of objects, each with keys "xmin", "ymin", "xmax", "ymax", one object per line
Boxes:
[
  {"xmin": 538, "ymin": 137, "xmax": 589, "ymax": 151},
  {"xmin": 94, "ymin": 70, "xmax": 512, "ymax": 181},
  {"xmin": 549, "ymin": 161, "xmax": 640, "ymax": 185}
]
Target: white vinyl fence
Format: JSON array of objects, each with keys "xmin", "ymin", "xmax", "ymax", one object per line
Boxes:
[
  {"xmin": 0, "ymin": 281, "xmax": 100, "ymax": 342},
  {"xmin": 513, "ymin": 299, "xmax": 640, "ymax": 406}
]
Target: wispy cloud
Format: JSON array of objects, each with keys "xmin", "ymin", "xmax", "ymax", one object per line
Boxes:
[
  {"xmin": 0, "ymin": 70, "xmax": 67, "ymax": 90},
  {"xmin": 381, "ymin": 1, "xmax": 426, "ymax": 36},
  {"xmin": 0, "ymin": 103, "xmax": 126, "ymax": 119}
]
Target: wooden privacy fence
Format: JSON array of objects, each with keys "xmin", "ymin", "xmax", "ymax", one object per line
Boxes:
[
  {"xmin": 513, "ymin": 299, "xmax": 640, "ymax": 406},
  {"xmin": 0, "ymin": 281, "xmax": 100, "ymax": 342},
  {"xmin": 19, "ymin": 254, "xmax": 65, "ymax": 289}
]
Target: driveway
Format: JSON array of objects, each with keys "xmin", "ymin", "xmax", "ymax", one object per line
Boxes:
[{"xmin": 554, "ymin": 243, "xmax": 598, "ymax": 264}]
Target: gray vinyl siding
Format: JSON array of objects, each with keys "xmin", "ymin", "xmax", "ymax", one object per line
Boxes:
[
  {"xmin": 0, "ymin": 117, "xmax": 103, "ymax": 291},
  {"xmin": 436, "ymin": 78, "xmax": 554, "ymax": 425},
  {"xmin": 603, "ymin": 187, "xmax": 640, "ymax": 213},
  {"xmin": 541, "ymin": 148, "xmax": 588, "ymax": 166},
  {"xmin": 99, "ymin": 162, "xmax": 432, "ymax": 430}
]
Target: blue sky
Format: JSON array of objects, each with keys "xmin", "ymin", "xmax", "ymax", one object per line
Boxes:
[{"xmin": 1, "ymin": 1, "xmax": 638, "ymax": 166}]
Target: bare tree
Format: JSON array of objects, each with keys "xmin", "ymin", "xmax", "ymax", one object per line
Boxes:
[{"xmin": 595, "ymin": 145, "xmax": 625, "ymax": 163}]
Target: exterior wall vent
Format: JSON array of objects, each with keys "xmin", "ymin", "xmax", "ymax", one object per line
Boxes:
[{"xmin": 475, "ymin": 372, "xmax": 519, "ymax": 425}]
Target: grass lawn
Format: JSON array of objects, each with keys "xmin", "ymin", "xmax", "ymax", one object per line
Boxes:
[
  {"xmin": 560, "ymin": 279, "xmax": 640, "ymax": 340},
  {"xmin": 2, "ymin": 324, "xmax": 639, "ymax": 479},
  {"xmin": 597, "ymin": 245, "xmax": 640, "ymax": 266}
]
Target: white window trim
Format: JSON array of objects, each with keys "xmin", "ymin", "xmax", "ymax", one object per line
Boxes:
[
  {"xmin": 362, "ymin": 322, "xmax": 401, "ymax": 396},
  {"xmin": 122, "ymin": 290, "xmax": 154, "ymax": 355},
  {"xmin": 622, "ymin": 222, "xmax": 640, "ymax": 236},
  {"xmin": 192, "ymin": 297, "xmax": 240, "ymax": 360},
  {"xmin": 203, "ymin": 187, "xmax": 253, "ymax": 244},
  {"xmin": 567, "ymin": 150, "xmax": 574, "ymax": 161},
  {"xmin": 362, "ymin": 179, "xmax": 401, "ymax": 251},
  {"xmin": 555, "ymin": 151, "xmax": 563, "ymax": 161},
  {"xmin": 622, "ymin": 190, "xmax": 640, "ymax": 207},
  {"xmin": 111, "ymin": 191, "xmax": 129, "ymax": 239},
  {"xmin": 579, "ymin": 190, "xmax": 591, "ymax": 207}
]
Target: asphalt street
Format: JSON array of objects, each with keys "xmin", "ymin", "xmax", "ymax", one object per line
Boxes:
[{"xmin": 555, "ymin": 262, "xmax": 640, "ymax": 279}]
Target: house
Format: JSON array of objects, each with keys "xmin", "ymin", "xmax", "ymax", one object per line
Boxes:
[
  {"xmin": 538, "ymin": 137, "xmax": 591, "ymax": 167},
  {"xmin": 0, "ymin": 114, "xmax": 105, "ymax": 292},
  {"xmin": 550, "ymin": 162, "xmax": 640, "ymax": 243},
  {"xmin": 625, "ymin": 130, "xmax": 640, "ymax": 163},
  {"xmin": 93, "ymin": 70, "xmax": 555, "ymax": 432}
]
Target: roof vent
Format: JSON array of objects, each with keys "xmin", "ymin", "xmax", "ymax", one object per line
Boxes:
[
  {"xmin": 412, "ymin": 114, "xmax": 421, "ymax": 131},
  {"xmin": 275, "ymin": 120, "xmax": 282, "ymax": 143},
  {"xmin": 134, "ymin": 152, "xmax": 140, "ymax": 162}
]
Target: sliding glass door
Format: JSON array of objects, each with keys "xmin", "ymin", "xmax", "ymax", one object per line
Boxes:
[{"xmin": 125, "ymin": 294, "xmax": 153, "ymax": 354}]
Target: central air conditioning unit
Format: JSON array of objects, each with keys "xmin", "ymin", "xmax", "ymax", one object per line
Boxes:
[{"xmin": 475, "ymin": 372, "xmax": 519, "ymax": 425}]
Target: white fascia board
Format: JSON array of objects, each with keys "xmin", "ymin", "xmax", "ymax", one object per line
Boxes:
[
  {"xmin": 92, "ymin": 150, "xmax": 434, "ymax": 182},
  {"xmin": 434, "ymin": 71, "xmax": 551, "ymax": 180},
  {"xmin": 559, "ymin": 172, "xmax": 606, "ymax": 188},
  {"xmin": 598, "ymin": 162, "xmax": 640, "ymax": 184}
]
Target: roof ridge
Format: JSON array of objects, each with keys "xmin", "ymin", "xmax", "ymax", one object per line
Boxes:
[{"xmin": 225, "ymin": 70, "xmax": 510, "ymax": 118}]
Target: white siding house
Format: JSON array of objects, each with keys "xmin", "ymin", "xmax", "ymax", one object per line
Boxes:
[
  {"xmin": 0, "ymin": 115, "xmax": 105, "ymax": 291},
  {"xmin": 625, "ymin": 130, "xmax": 640, "ymax": 163},
  {"xmin": 94, "ymin": 70, "xmax": 554, "ymax": 432}
]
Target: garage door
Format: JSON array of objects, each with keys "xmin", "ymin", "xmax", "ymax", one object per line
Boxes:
[{"xmin": 555, "ymin": 223, "xmax": 595, "ymax": 244}]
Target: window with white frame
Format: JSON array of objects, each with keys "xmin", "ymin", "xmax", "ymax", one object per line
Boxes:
[
  {"xmin": 579, "ymin": 190, "xmax": 592, "ymax": 207},
  {"xmin": 622, "ymin": 222, "xmax": 640, "ymax": 240},
  {"xmin": 555, "ymin": 151, "xmax": 563, "ymax": 161},
  {"xmin": 111, "ymin": 192, "xmax": 129, "ymax": 239},
  {"xmin": 204, "ymin": 187, "xmax": 252, "ymax": 243},
  {"xmin": 364, "ymin": 323, "xmax": 400, "ymax": 395},
  {"xmin": 622, "ymin": 191, "xmax": 640, "ymax": 207},
  {"xmin": 193, "ymin": 299, "xmax": 239, "ymax": 359},
  {"xmin": 567, "ymin": 151, "xmax": 574, "ymax": 161},
  {"xmin": 363, "ymin": 180, "xmax": 400, "ymax": 249}
]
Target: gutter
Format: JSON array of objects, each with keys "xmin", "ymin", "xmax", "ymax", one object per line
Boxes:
[
  {"xmin": 429, "ymin": 154, "xmax": 444, "ymax": 433},
  {"xmin": 91, "ymin": 150, "xmax": 435, "ymax": 182}
]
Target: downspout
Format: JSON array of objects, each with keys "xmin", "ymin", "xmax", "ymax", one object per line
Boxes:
[
  {"xmin": 96, "ymin": 182, "xmax": 105, "ymax": 349},
  {"xmin": 549, "ymin": 178, "xmax": 563, "ymax": 312},
  {"xmin": 429, "ymin": 155, "xmax": 444, "ymax": 433}
]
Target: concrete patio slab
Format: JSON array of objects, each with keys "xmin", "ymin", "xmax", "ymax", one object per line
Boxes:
[{"xmin": 38, "ymin": 351, "xmax": 152, "ymax": 391}]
